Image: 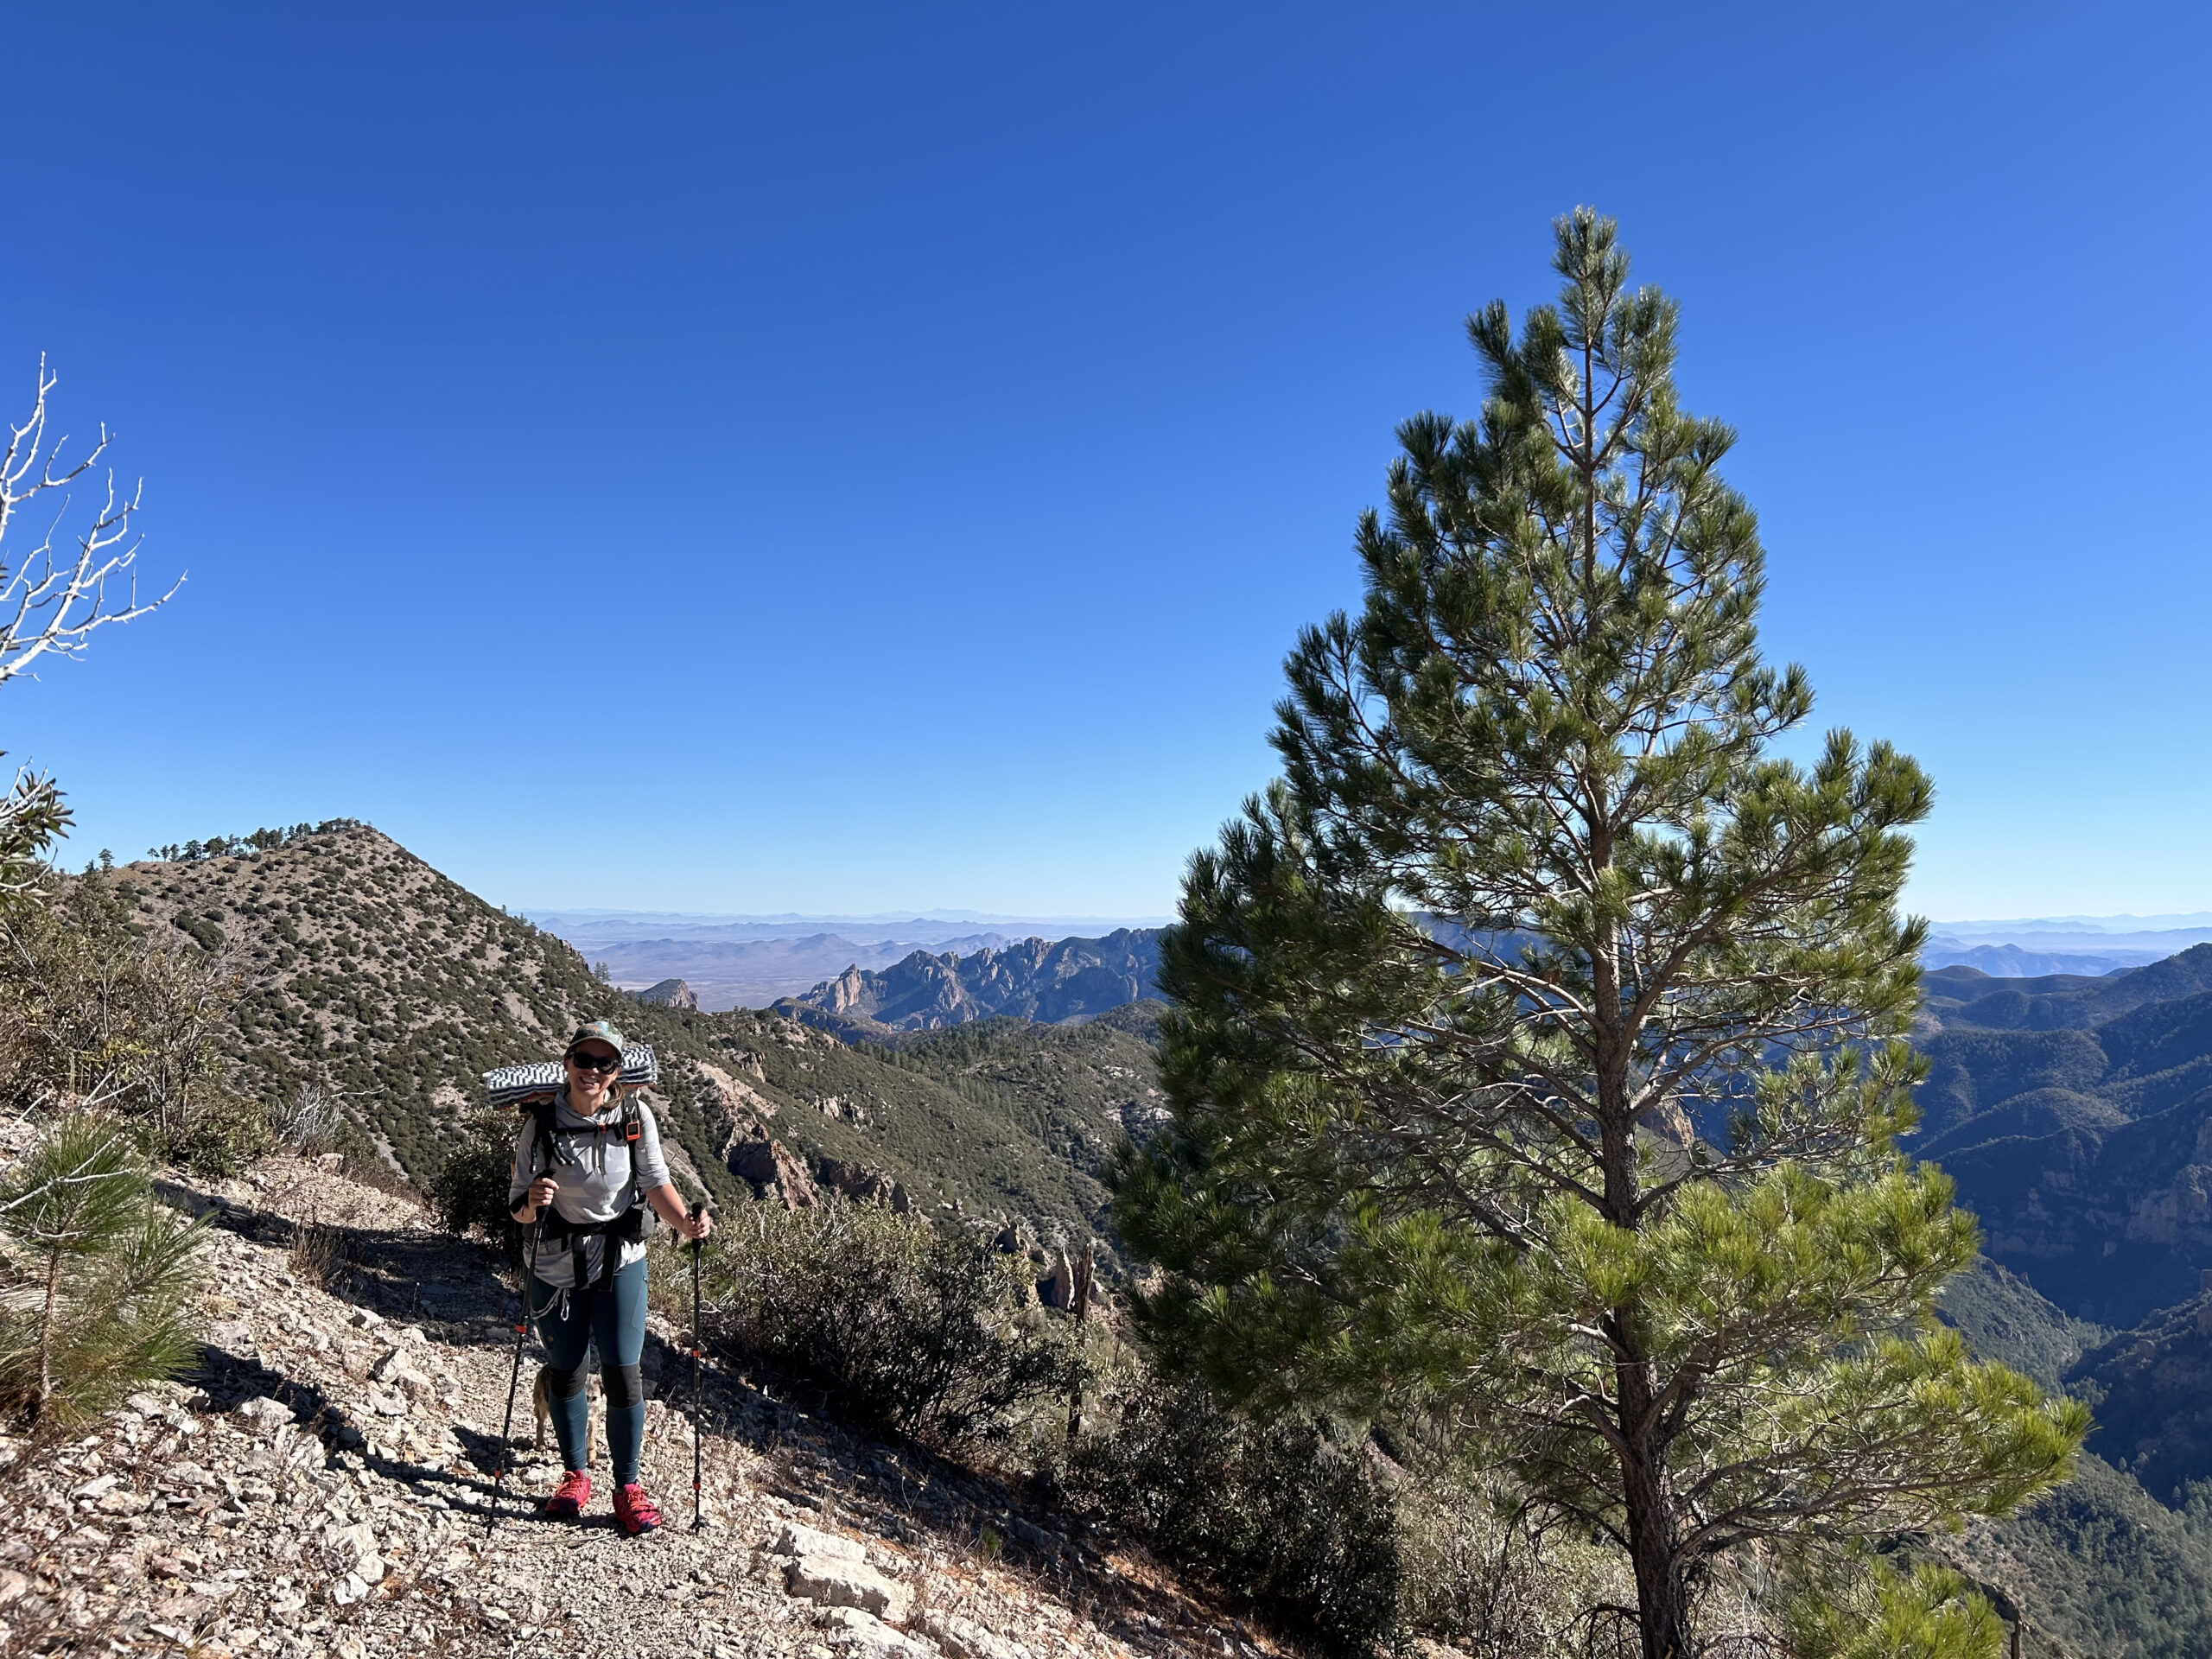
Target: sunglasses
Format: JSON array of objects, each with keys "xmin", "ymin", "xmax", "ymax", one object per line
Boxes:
[{"xmin": 566, "ymin": 1050, "xmax": 622, "ymax": 1074}]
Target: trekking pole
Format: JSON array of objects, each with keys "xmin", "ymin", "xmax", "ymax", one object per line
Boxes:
[
  {"xmin": 690, "ymin": 1199, "xmax": 712, "ymax": 1531},
  {"xmin": 487, "ymin": 1212, "xmax": 544, "ymax": 1535}
]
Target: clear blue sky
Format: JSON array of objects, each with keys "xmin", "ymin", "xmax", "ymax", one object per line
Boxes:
[{"xmin": 2, "ymin": 3, "xmax": 2204, "ymax": 919}]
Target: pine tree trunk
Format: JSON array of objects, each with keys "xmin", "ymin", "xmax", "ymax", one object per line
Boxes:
[
  {"xmin": 1618, "ymin": 1374, "xmax": 1692, "ymax": 1659},
  {"xmin": 33, "ymin": 1243, "xmax": 63, "ymax": 1422},
  {"xmin": 1589, "ymin": 800, "xmax": 1691, "ymax": 1659}
]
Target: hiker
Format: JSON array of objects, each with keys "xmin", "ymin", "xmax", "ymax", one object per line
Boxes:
[{"xmin": 508, "ymin": 1020, "xmax": 712, "ymax": 1533}]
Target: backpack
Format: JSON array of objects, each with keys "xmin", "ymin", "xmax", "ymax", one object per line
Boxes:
[{"xmin": 522, "ymin": 1094, "xmax": 660, "ymax": 1280}]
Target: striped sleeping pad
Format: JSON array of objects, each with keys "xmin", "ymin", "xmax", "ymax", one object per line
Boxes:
[{"xmin": 481, "ymin": 1044, "xmax": 658, "ymax": 1109}]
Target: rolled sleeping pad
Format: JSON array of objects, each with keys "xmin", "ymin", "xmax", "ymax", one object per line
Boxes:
[{"xmin": 482, "ymin": 1044, "xmax": 658, "ymax": 1109}]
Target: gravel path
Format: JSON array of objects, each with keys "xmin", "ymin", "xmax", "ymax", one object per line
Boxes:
[{"xmin": 3, "ymin": 1158, "xmax": 1273, "ymax": 1659}]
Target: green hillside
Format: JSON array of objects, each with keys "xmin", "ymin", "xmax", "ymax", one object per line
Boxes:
[{"xmin": 115, "ymin": 823, "xmax": 1143, "ymax": 1260}]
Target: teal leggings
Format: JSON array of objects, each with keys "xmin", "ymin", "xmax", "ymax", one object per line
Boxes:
[{"xmin": 528, "ymin": 1254, "xmax": 648, "ymax": 1483}]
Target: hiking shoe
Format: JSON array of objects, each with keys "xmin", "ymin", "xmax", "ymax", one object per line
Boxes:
[
  {"xmin": 613, "ymin": 1480, "xmax": 662, "ymax": 1535},
  {"xmin": 544, "ymin": 1469, "xmax": 592, "ymax": 1520}
]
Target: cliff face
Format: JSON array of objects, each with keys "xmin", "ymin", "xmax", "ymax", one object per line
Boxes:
[{"xmin": 790, "ymin": 931, "xmax": 1161, "ymax": 1033}]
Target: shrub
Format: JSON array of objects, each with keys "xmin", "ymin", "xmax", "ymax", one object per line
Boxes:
[
  {"xmin": 0, "ymin": 873, "xmax": 256, "ymax": 1174},
  {"xmin": 1389, "ymin": 1441, "xmax": 1635, "ymax": 1657},
  {"xmin": 428, "ymin": 1107, "xmax": 519, "ymax": 1243},
  {"xmin": 1069, "ymin": 1380, "xmax": 1403, "ymax": 1657},
  {"xmin": 705, "ymin": 1201, "xmax": 1075, "ymax": 1449},
  {"xmin": 267, "ymin": 1083, "xmax": 345, "ymax": 1154},
  {"xmin": 0, "ymin": 1114, "xmax": 209, "ymax": 1425}
]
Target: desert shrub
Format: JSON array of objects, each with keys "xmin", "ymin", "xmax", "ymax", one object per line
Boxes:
[
  {"xmin": 268, "ymin": 1082, "xmax": 344, "ymax": 1154},
  {"xmin": 427, "ymin": 1107, "xmax": 519, "ymax": 1241},
  {"xmin": 163, "ymin": 1088, "xmax": 277, "ymax": 1174},
  {"xmin": 1069, "ymin": 1380, "xmax": 1402, "ymax": 1657},
  {"xmin": 0, "ymin": 873, "xmax": 256, "ymax": 1174},
  {"xmin": 1389, "ymin": 1446, "xmax": 1635, "ymax": 1657},
  {"xmin": 706, "ymin": 1200, "xmax": 1075, "ymax": 1448},
  {"xmin": 0, "ymin": 1114, "xmax": 209, "ymax": 1425},
  {"xmin": 329, "ymin": 1119, "xmax": 421, "ymax": 1204}
]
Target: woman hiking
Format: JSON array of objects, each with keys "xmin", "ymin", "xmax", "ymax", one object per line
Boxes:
[{"xmin": 508, "ymin": 1020, "xmax": 711, "ymax": 1533}]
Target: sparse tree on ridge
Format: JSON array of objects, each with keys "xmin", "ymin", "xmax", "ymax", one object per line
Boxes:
[{"xmin": 1113, "ymin": 211, "xmax": 2086, "ymax": 1657}]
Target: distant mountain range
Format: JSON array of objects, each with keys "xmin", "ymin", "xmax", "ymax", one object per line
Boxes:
[
  {"xmin": 530, "ymin": 909, "xmax": 1167, "ymax": 1011},
  {"xmin": 1923, "ymin": 914, "xmax": 2212, "ymax": 978},
  {"xmin": 1916, "ymin": 947, "xmax": 2212, "ymax": 1326},
  {"xmin": 782, "ymin": 929, "xmax": 1163, "ymax": 1037}
]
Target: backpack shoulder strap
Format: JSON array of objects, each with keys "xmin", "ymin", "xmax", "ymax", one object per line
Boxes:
[{"xmin": 620, "ymin": 1097, "xmax": 645, "ymax": 1210}]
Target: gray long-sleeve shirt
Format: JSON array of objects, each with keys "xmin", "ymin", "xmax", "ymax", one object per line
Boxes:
[{"xmin": 508, "ymin": 1087, "xmax": 671, "ymax": 1289}]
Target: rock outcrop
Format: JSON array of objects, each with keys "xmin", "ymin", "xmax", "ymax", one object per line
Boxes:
[
  {"xmin": 817, "ymin": 1158, "xmax": 911, "ymax": 1211},
  {"xmin": 633, "ymin": 977, "xmax": 701, "ymax": 1010},
  {"xmin": 728, "ymin": 1135, "xmax": 821, "ymax": 1208}
]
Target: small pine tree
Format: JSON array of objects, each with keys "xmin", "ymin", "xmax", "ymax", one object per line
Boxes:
[
  {"xmin": 0, "ymin": 1115, "xmax": 208, "ymax": 1424},
  {"xmin": 1114, "ymin": 211, "xmax": 2086, "ymax": 1658}
]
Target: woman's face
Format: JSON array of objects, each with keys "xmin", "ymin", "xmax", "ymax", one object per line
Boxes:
[{"xmin": 564, "ymin": 1043, "xmax": 622, "ymax": 1112}]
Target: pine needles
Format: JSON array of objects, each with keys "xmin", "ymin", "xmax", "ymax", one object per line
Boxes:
[{"xmin": 0, "ymin": 1114, "xmax": 208, "ymax": 1426}]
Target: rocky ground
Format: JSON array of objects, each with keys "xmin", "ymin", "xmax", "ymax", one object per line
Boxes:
[{"xmin": 3, "ymin": 1156, "xmax": 1280, "ymax": 1659}]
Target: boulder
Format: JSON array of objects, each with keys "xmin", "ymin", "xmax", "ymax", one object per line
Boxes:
[
  {"xmin": 1039, "ymin": 1249, "xmax": 1075, "ymax": 1310},
  {"xmin": 771, "ymin": 1520, "xmax": 864, "ymax": 1561},
  {"xmin": 920, "ymin": 1613, "xmax": 1032, "ymax": 1659},
  {"xmin": 817, "ymin": 1160, "xmax": 912, "ymax": 1212},
  {"xmin": 824, "ymin": 1606, "xmax": 939, "ymax": 1659},
  {"xmin": 786, "ymin": 1554, "xmax": 911, "ymax": 1624}
]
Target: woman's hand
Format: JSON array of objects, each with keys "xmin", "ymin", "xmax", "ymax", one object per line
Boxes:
[
  {"xmin": 649, "ymin": 1183, "xmax": 712, "ymax": 1242},
  {"xmin": 516, "ymin": 1175, "xmax": 558, "ymax": 1223}
]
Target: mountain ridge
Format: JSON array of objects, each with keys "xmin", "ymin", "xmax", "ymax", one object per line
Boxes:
[
  {"xmin": 108, "ymin": 823, "xmax": 1155, "ymax": 1266},
  {"xmin": 784, "ymin": 931, "xmax": 1164, "ymax": 1038}
]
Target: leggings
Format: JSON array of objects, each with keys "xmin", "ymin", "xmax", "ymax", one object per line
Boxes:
[{"xmin": 527, "ymin": 1254, "xmax": 647, "ymax": 1483}]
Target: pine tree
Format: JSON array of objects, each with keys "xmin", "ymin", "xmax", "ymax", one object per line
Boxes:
[
  {"xmin": 0, "ymin": 1114, "xmax": 208, "ymax": 1424},
  {"xmin": 1113, "ymin": 211, "xmax": 2086, "ymax": 1658}
]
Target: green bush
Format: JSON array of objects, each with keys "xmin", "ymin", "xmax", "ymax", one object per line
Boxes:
[
  {"xmin": 0, "ymin": 1114, "xmax": 209, "ymax": 1425},
  {"xmin": 705, "ymin": 1201, "xmax": 1075, "ymax": 1449},
  {"xmin": 428, "ymin": 1107, "xmax": 518, "ymax": 1242},
  {"xmin": 1783, "ymin": 1560, "xmax": 2007, "ymax": 1659},
  {"xmin": 0, "ymin": 873, "xmax": 257, "ymax": 1175},
  {"xmin": 1069, "ymin": 1381, "xmax": 1403, "ymax": 1657}
]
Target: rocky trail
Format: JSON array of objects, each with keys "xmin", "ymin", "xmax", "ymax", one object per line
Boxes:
[{"xmin": 3, "ymin": 1157, "xmax": 1274, "ymax": 1659}]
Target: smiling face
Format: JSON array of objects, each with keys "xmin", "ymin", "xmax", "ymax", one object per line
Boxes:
[{"xmin": 563, "ymin": 1042, "xmax": 623, "ymax": 1113}]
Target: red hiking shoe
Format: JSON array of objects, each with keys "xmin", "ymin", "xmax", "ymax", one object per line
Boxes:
[
  {"xmin": 544, "ymin": 1469, "xmax": 592, "ymax": 1520},
  {"xmin": 613, "ymin": 1480, "xmax": 662, "ymax": 1535}
]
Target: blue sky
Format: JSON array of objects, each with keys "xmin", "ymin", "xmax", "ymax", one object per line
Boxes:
[{"xmin": 2, "ymin": 3, "xmax": 2205, "ymax": 919}]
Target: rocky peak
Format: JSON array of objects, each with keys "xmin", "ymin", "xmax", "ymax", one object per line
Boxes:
[{"xmin": 634, "ymin": 978, "xmax": 701, "ymax": 1011}]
